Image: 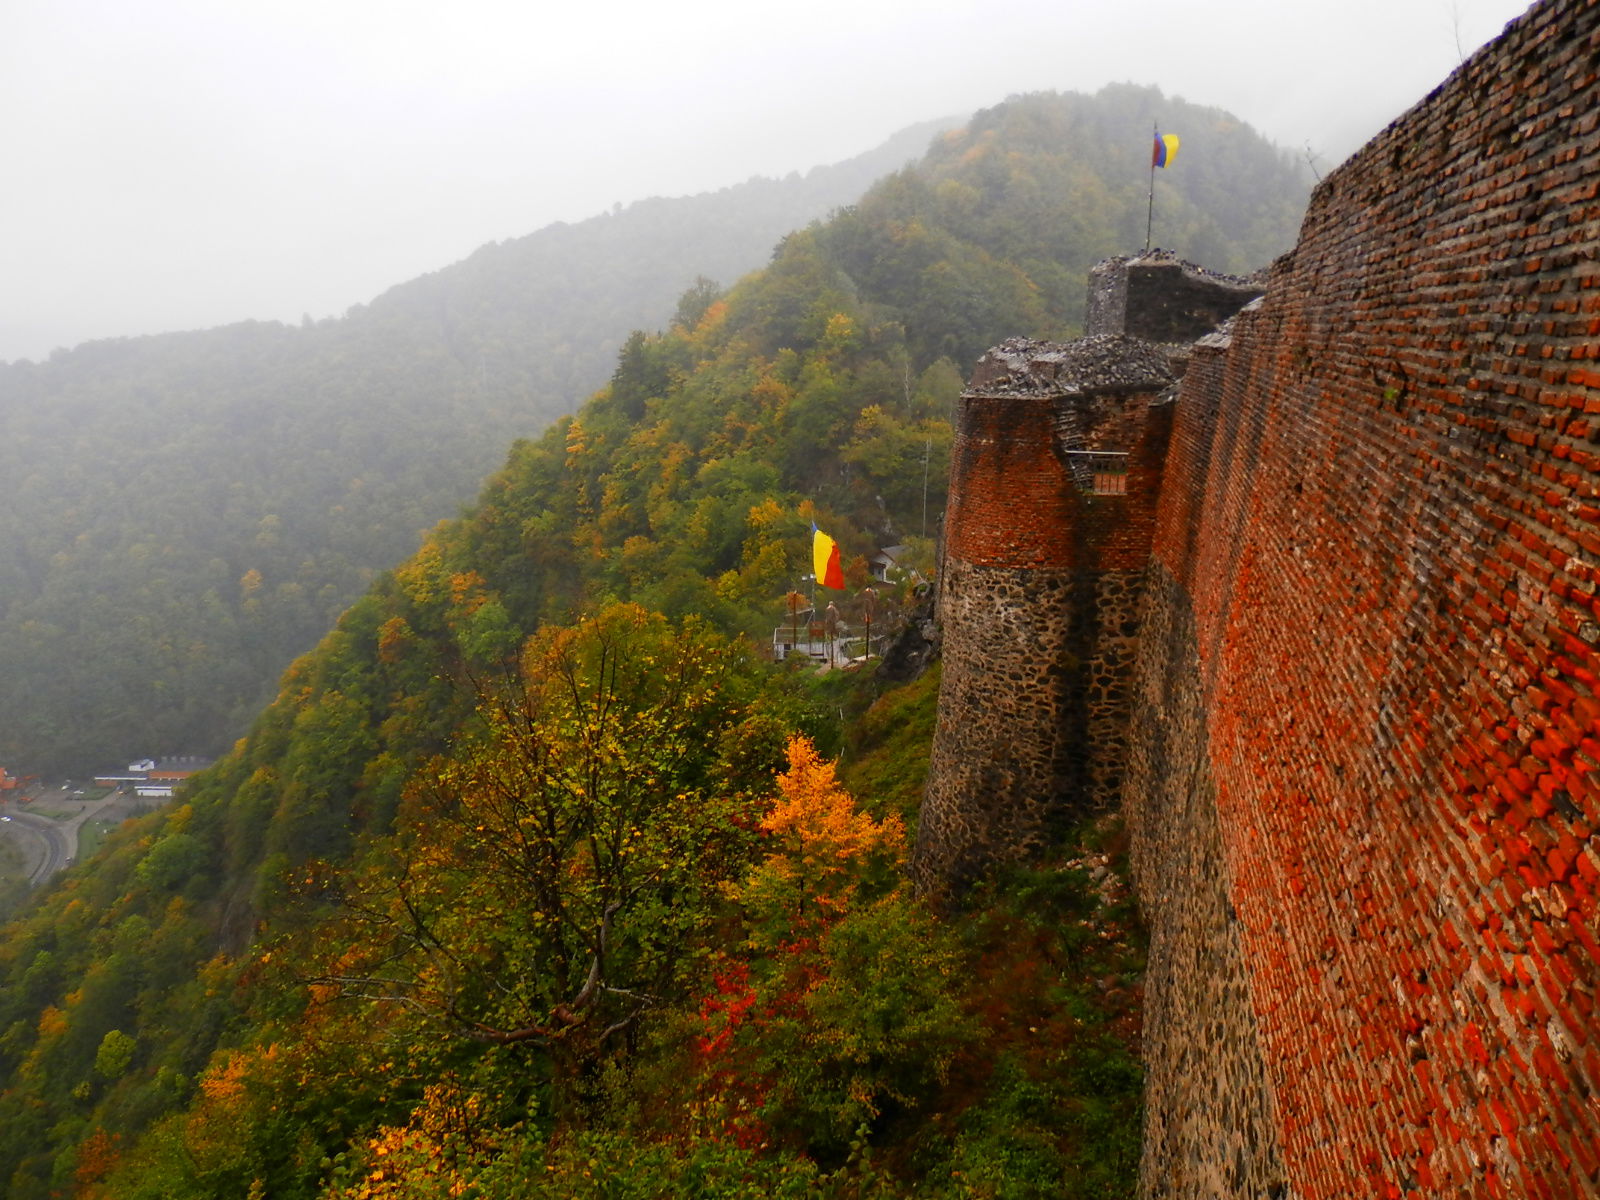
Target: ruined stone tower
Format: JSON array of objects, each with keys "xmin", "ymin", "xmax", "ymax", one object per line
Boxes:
[
  {"xmin": 913, "ymin": 256, "xmax": 1261, "ymax": 895},
  {"xmin": 911, "ymin": 335, "xmax": 1173, "ymax": 894},
  {"xmin": 1085, "ymin": 251, "xmax": 1266, "ymax": 342}
]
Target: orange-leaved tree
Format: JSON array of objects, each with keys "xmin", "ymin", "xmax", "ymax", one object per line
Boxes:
[
  {"xmin": 738, "ymin": 735, "xmax": 905, "ymax": 929},
  {"xmin": 706, "ymin": 737, "xmax": 970, "ymax": 1158}
]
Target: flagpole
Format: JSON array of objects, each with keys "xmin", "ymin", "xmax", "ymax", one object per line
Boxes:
[{"xmin": 1145, "ymin": 121, "xmax": 1156, "ymax": 252}]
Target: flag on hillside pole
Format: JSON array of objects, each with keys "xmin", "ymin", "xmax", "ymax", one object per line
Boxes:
[
  {"xmin": 1152, "ymin": 131, "xmax": 1180, "ymax": 168},
  {"xmin": 812, "ymin": 522, "xmax": 845, "ymax": 590},
  {"xmin": 1146, "ymin": 125, "xmax": 1180, "ymax": 252}
]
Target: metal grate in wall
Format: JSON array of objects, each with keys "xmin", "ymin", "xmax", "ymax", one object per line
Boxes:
[{"xmin": 1065, "ymin": 449, "xmax": 1129, "ymax": 495}]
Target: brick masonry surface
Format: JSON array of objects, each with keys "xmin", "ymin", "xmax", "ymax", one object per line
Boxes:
[
  {"xmin": 1127, "ymin": 562, "xmax": 1290, "ymax": 1200},
  {"xmin": 916, "ymin": 345, "xmax": 1174, "ymax": 895},
  {"xmin": 1123, "ymin": 0, "xmax": 1600, "ymax": 1194}
]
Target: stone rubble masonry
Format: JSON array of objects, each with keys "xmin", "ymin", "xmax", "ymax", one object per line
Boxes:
[
  {"xmin": 915, "ymin": 338, "xmax": 1174, "ymax": 894},
  {"xmin": 1121, "ymin": 0, "xmax": 1600, "ymax": 1195},
  {"xmin": 1128, "ymin": 559, "xmax": 1290, "ymax": 1200},
  {"xmin": 1087, "ymin": 252, "xmax": 1267, "ymax": 346}
]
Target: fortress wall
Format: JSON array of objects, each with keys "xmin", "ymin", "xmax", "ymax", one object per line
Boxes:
[
  {"xmin": 1126, "ymin": 331, "xmax": 1291, "ymax": 1200},
  {"xmin": 1126, "ymin": 0, "xmax": 1600, "ymax": 1195},
  {"xmin": 944, "ymin": 391, "xmax": 1084, "ymax": 572},
  {"xmin": 917, "ymin": 344, "xmax": 1172, "ymax": 893}
]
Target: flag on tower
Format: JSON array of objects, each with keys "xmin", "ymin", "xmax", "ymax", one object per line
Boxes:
[
  {"xmin": 1152, "ymin": 132, "xmax": 1180, "ymax": 168},
  {"xmin": 811, "ymin": 522, "xmax": 845, "ymax": 590}
]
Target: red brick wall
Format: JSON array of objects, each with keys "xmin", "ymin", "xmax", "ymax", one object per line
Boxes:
[
  {"xmin": 944, "ymin": 389, "xmax": 1171, "ymax": 573},
  {"xmin": 945, "ymin": 392, "xmax": 1081, "ymax": 569},
  {"xmin": 1128, "ymin": 0, "xmax": 1600, "ymax": 1194},
  {"xmin": 920, "ymin": 376, "xmax": 1175, "ymax": 893}
]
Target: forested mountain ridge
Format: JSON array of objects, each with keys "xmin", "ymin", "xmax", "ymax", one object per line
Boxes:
[
  {"xmin": 0, "ymin": 85, "xmax": 1310, "ymax": 1197},
  {"xmin": 0, "ymin": 117, "xmax": 951, "ymax": 774}
]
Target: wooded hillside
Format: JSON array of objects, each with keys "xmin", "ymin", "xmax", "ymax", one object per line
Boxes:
[
  {"xmin": 0, "ymin": 119, "xmax": 948, "ymax": 774},
  {"xmin": 0, "ymin": 84, "xmax": 1309, "ymax": 1198}
]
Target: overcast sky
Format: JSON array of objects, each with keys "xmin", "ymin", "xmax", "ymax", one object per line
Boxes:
[{"xmin": 1, "ymin": 0, "xmax": 1533, "ymax": 363}]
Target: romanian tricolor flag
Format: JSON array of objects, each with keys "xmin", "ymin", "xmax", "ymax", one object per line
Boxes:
[
  {"xmin": 811, "ymin": 522, "xmax": 845, "ymax": 590},
  {"xmin": 1152, "ymin": 132, "xmax": 1180, "ymax": 168}
]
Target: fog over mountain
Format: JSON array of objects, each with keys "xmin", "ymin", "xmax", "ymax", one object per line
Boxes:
[
  {"xmin": 0, "ymin": 116, "xmax": 957, "ymax": 773},
  {"xmin": 3, "ymin": 0, "xmax": 1530, "ymax": 363}
]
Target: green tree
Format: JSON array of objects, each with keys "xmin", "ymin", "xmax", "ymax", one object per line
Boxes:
[
  {"xmin": 309, "ymin": 604, "xmax": 787, "ymax": 1109},
  {"xmin": 673, "ymin": 275, "xmax": 725, "ymax": 332},
  {"xmin": 94, "ymin": 1029, "xmax": 136, "ymax": 1080}
]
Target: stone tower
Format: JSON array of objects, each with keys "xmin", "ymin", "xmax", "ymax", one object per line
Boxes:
[
  {"xmin": 913, "ymin": 255, "xmax": 1264, "ymax": 896},
  {"xmin": 912, "ymin": 334, "xmax": 1175, "ymax": 893},
  {"xmin": 1086, "ymin": 250, "xmax": 1265, "ymax": 342}
]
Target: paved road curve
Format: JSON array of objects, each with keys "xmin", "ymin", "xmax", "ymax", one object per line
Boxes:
[
  {"xmin": 1, "ymin": 811, "xmax": 72, "ymax": 885},
  {"xmin": 0, "ymin": 789, "xmax": 129, "ymax": 885}
]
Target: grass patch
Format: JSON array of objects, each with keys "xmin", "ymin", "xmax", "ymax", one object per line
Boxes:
[
  {"xmin": 76, "ymin": 817, "xmax": 123, "ymax": 860},
  {"xmin": 0, "ymin": 837, "xmax": 31, "ymax": 923},
  {"xmin": 0, "ymin": 835, "xmax": 24, "ymax": 883},
  {"xmin": 838, "ymin": 662, "xmax": 941, "ymax": 827}
]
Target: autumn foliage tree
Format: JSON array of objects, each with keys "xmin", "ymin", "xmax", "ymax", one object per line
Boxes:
[
  {"xmin": 739, "ymin": 736, "xmax": 905, "ymax": 927},
  {"xmin": 309, "ymin": 604, "xmax": 793, "ymax": 1107},
  {"xmin": 687, "ymin": 738, "xmax": 973, "ymax": 1159}
]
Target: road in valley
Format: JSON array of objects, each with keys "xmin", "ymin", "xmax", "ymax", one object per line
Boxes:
[
  {"xmin": 0, "ymin": 789, "xmax": 129, "ymax": 885},
  {"xmin": 1, "ymin": 810, "xmax": 72, "ymax": 884}
]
